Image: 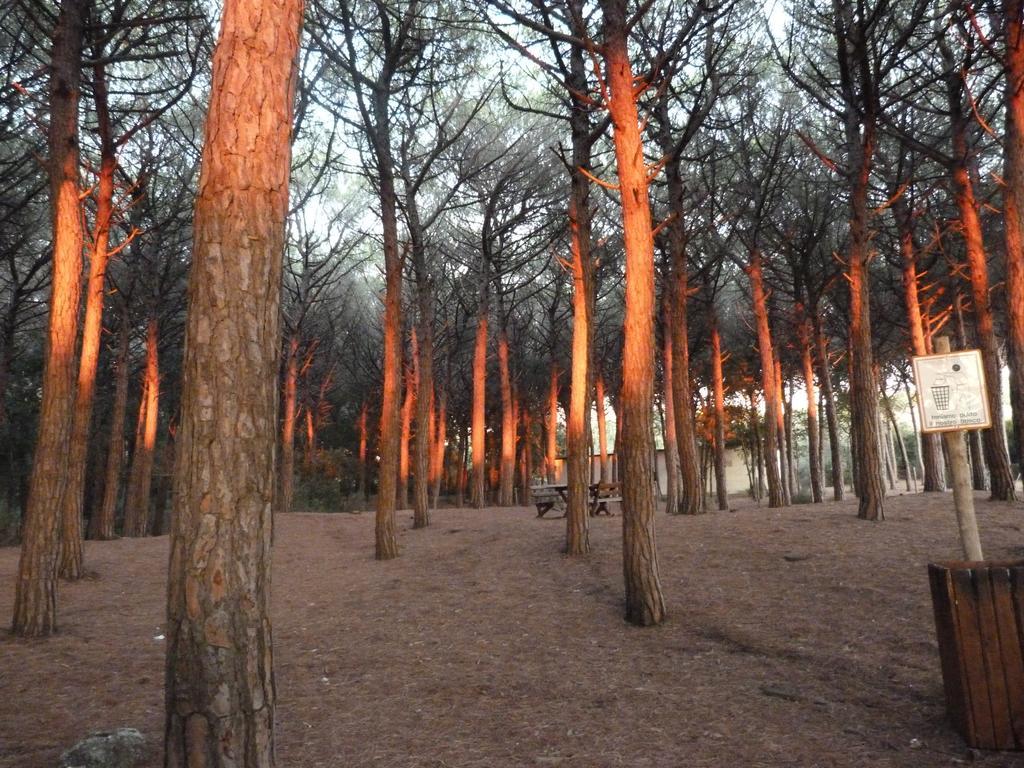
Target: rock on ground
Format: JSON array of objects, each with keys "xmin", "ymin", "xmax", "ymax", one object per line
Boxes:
[{"xmin": 58, "ymin": 728, "xmax": 146, "ymax": 768}]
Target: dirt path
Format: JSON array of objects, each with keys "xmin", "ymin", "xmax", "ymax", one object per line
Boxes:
[{"xmin": 3, "ymin": 493, "xmax": 1024, "ymax": 767}]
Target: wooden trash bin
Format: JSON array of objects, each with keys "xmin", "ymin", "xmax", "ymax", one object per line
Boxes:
[{"xmin": 928, "ymin": 561, "xmax": 1024, "ymax": 749}]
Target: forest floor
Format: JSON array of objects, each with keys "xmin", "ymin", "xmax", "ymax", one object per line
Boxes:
[{"xmin": 3, "ymin": 492, "xmax": 1024, "ymax": 767}]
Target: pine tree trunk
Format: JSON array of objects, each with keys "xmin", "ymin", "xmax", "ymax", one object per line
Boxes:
[
  {"xmin": 814, "ymin": 321, "xmax": 845, "ymax": 500},
  {"xmin": 1004, "ymin": 0, "xmax": 1024, "ymax": 476},
  {"xmin": 164, "ymin": 0, "xmax": 300, "ymax": 760},
  {"xmin": 942, "ymin": 38, "xmax": 1016, "ymax": 501},
  {"xmin": 413, "ymin": 318, "xmax": 432, "ymax": 526},
  {"xmin": 279, "ymin": 334, "xmax": 298, "ymax": 515},
  {"xmin": 497, "ymin": 328, "xmax": 516, "ymax": 507},
  {"xmin": 710, "ymin": 317, "xmax": 729, "ymax": 509},
  {"xmin": 546, "ymin": 366, "xmax": 558, "ymax": 483},
  {"xmin": 602, "ymin": 0, "xmax": 666, "ymax": 625},
  {"xmin": 799, "ymin": 317, "xmax": 823, "ymax": 503},
  {"xmin": 746, "ymin": 252, "xmax": 785, "ymax": 507},
  {"xmin": 431, "ymin": 390, "xmax": 446, "ymax": 509},
  {"xmin": 58, "ymin": 57, "xmax": 117, "ymax": 579},
  {"xmin": 12, "ymin": 0, "xmax": 86, "ymax": 637},
  {"xmin": 846, "ymin": 117, "xmax": 885, "ymax": 520},
  {"xmin": 564, "ymin": 150, "xmax": 594, "ymax": 553},
  {"xmin": 661, "ymin": 308, "xmax": 681, "ymax": 514},
  {"xmin": 398, "ymin": 336, "xmax": 414, "ymax": 510},
  {"xmin": 90, "ymin": 316, "xmax": 130, "ymax": 541},
  {"xmin": 595, "ymin": 375, "xmax": 610, "ymax": 484},
  {"xmin": 471, "ymin": 301, "xmax": 488, "ymax": 507},
  {"xmin": 357, "ymin": 401, "xmax": 368, "ymax": 503},
  {"xmin": 373, "ymin": 85, "xmax": 402, "ymax": 559},
  {"xmin": 123, "ymin": 317, "xmax": 159, "ymax": 537},
  {"xmin": 894, "ymin": 199, "xmax": 945, "ymax": 491}
]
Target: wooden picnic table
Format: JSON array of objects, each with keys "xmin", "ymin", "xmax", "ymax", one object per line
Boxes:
[{"xmin": 530, "ymin": 482, "xmax": 622, "ymax": 518}]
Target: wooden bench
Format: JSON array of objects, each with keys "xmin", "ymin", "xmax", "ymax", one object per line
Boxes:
[
  {"xmin": 590, "ymin": 482, "xmax": 621, "ymax": 516},
  {"xmin": 530, "ymin": 485, "xmax": 566, "ymax": 517}
]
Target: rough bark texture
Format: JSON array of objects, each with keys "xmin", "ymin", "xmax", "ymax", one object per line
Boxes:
[
  {"xmin": 943, "ymin": 57, "xmax": 1017, "ymax": 500},
  {"xmin": 164, "ymin": 0, "xmax": 301, "ymax": 762},
  {"xmin": 357, "ymin": 402, "xmax": 368, "ymax": 503},
  {"xmin": 90, "ymin": 317, "xmax": 130, "ymax": 541},
  {"xmin": 1005, "ymin": 0, "xmax": 1024, "ymax": 475},
  {"xmin": 411, "ymin": 232, "xmax": 433, "ymax": 527},
  {"xmin": 58, "ymin": 54, "xmax": 117, "ymax": 578},
  {"xmin": 846, "ymin": 117, "xmax": 885, "ymax": 521},
  {"xmin": 123, "ymin": 317, "xmax": 159, "ymax": 537},
  {"xmin": 595, "ymin": 375, "xmax": 611, "ymax": 484},
  {"xmin": 431, "ymin": 390, "xmax": 446, "ymax": 509},
  {"xmin": 12, "ymin": 0, "xmax": 85, "ymax": 637},
  {"xmin": 746, "ymin": 252, "xmax": 784, "ymax": 507},
  {"xmin": 601, "ymin": 0, "xmax": 666, "ymax": 626},
  {"xmin": 279, "ymin": 335, "xmax": 299, "ymax": 515}
]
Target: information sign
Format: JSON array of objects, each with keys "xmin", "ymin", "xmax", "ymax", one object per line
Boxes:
[{"xmin": 912, "ymin": 349, "xmax": 991, "ymax": 433}]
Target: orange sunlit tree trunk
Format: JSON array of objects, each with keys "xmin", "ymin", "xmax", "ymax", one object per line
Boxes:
[
  {"xmin": 399, "ymin": 334, "xmax": 415, "ymax": 510},
  {"xmin": 498, "ymin": 325, "xmax": 516, "ymax": 507},
  {"xmin": 709, "ymin": 310, "xmax": 729, "ymax": 510},
  {"xmin": 279, "ymin": 333, "xmax": 299, "ymax": 514},
  {"xmin": 163, "ymin": 0, "xmax": 302, "ymax": 760},
  {"xmin": 601, "ymin": 0, "xmax": 666, "ymax": 625},
  {"xmin": 546, "ymin": 366, "xmax": 559, "ymax": 483},
  {"xmin": 940, "ymin": 33, "xmax": 1016, "ymax": 501},
  {"xmin": 471, "ymin": 279, "xmax": 488, "ymax": 508},
  {"xmin": 57, "ymin": 52, "xmax": 118, "ymax": 579},
  {"xmin": 1003, "ymin": 0, "xmax": 1024, "ymax": 475},
  {"xmin": 892, "ymin": 196, "xmax": 944, "ymax": 491},
  {"xmin": 123, "ymin": 316, "xmax": 159, "ymax": 537},
  {"xmin": 745, "ymin": 251, "xmax": 784, "ymax": 507},
  {"xmin": 12, "ymin": 0, "xmax": 86, "ymax": 636},
  {"xmin": 660, "ymin": 294, "xmax": 681, "ymax": 514}
]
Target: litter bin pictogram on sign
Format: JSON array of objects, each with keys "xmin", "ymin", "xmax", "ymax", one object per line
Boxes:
[{"xmin": 932, "ymin": 382, "xmax": 951, "ymax": 410}]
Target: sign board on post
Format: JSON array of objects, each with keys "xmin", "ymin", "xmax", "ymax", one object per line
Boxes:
[{"xmin": 911, "ymin": 349, "xmax": 991, "ymax": 434}]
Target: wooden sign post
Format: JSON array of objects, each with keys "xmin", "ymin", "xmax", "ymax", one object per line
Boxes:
[{"xmin": 912, "ymin": 337, "xmax": 988, "ymax": 561}]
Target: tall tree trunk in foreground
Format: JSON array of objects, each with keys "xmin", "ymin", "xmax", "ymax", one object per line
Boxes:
[
  {"xmin": 546, "ymin": 367, "xmax": 559, "ymax": 483},
  {"xmin": 90, "ymin": 316, "xmax": 130, "ymax": 541},
  {"xmin": 498, "ymin": 327, "xmax": 516, "ymax": 507},
  {"xmin": 164, "ymin": 0, "xmax": 301, "ymax": 761},
  {"xmin": 279, "ymin": 334, "xmax": 299, "ymax": 515},
  {"xmin": 58, "ymin": 55, "xmax": 118, "ymax": 579},
  {"xmin": 942, "ymin": 45, "xmax": 1016, "ymax": 499},
  {"xmin": 1004, "ymin": 0, "xmax": 1024, "ymax": 477},
  {"xmin": 12, "ymin": 0, "xmax": 85, "ymax": 636},
  {"xmin": 894, "ymin": 199, "xmax": 944, "ymax": 491},
  {"xmin": 123, "ymin": 317, "xmax": 159, "ymax": 537},
  {"xmin": 746, "ymin": 252, "xmax": 784, "ymax": 507},
  {"xmin": 373, "ymin": 87, "xmax": 403, "ymax": 559},
  {"xmin": 710, "ymin": 315, "xmax": 729, "ymax": 509},
  {"xmin": 601, "ymin": 0, "xmax": 666, "ymax": 625},
  {"xmin": 471, "ymin": 296, "xmax": 488, "ymax": 508},
  {"xmin": 846, "ymin": 117, "xmax": 885, "ymax": 520}
]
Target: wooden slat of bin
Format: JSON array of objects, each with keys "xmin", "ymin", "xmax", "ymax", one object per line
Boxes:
[
  {"xmin": 991, "ymin": 567, "xmax": 1024, "ymax": 747},
  {"xmin": 930, "ymin": 564, "xmax": 971, "ymax": 738},
  {"xmin": 951, "ymin": 567, "xmax": 997, "ymax": 748},
  {"xmin": 975, "ymin": 568, "xmax": 1015, "ymax": 748}
]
